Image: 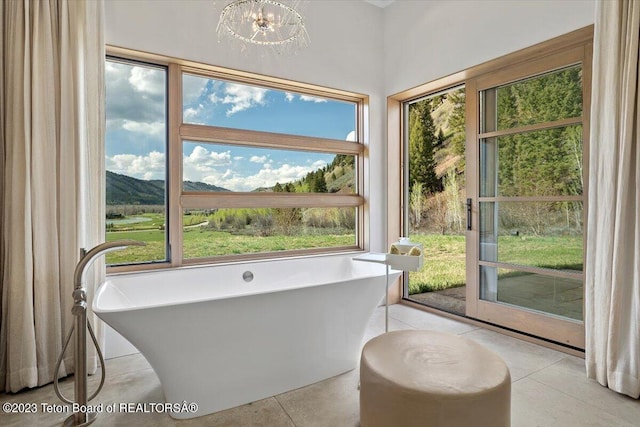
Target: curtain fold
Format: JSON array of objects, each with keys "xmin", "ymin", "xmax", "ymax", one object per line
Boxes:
[
  {"xmin": 0, "ymin": 0, "xmax": 105, "ymax": 393},
  {"xmin": 586, "ymin": 0, "xmax": 640, "ymax": 399}
]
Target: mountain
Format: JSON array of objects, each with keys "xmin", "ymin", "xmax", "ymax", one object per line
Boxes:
[
  {"xmin": 183, "ymin": 180, "xmax": 230, "ymax": 193},
  {"xmin": 106, "ymin": 170, "xmax": 229, "ymax": 205}
]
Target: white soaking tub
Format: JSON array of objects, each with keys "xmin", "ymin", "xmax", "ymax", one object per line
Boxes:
[{"xmin": 93, "ymin": 253, "xmax": 400, "ymax": 419}]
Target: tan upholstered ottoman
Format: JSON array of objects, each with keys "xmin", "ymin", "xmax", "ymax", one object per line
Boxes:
[{"xmin": 360, "ymin": 330, "xmax": 510, "ymax": 427}]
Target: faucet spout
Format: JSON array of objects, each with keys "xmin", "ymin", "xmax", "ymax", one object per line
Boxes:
[{"xmin": 73, "ymin": 240, "xmax": 146, "ymax": 291}]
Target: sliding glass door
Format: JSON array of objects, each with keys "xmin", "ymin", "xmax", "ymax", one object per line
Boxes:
[{"xmin": 467, "ymin": 49, "xmax": 589, "ymax": 348}]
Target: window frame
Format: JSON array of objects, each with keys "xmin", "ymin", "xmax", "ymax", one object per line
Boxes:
[{"xmin": 106, "ymin": 47, "xmax": 368, "ymax": 272}]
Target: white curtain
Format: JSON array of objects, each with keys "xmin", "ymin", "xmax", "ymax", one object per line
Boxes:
[
  {"xmin": 0, "ymin": 0, "xmax": 105, "ymax": 392},
  {"xmin": 586, "ymin": 0, "xmax": 640, "ymax": 399}
]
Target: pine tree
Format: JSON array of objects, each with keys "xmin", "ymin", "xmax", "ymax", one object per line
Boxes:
[
  {"xmin": 312, "ymin": 170, "xmax": 327, "ymax": 192},
  {"xmin": 408, "ymin": 99, "xmax": 442, "ymax": 193},
  {"xmin": 448, "ymin": 89, "xmax": 466, "ymax": 172}
]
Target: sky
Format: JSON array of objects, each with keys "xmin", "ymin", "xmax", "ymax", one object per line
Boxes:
[{"xmin": 105, "ymin": 60, "xmax": 356, "ymax": 192}]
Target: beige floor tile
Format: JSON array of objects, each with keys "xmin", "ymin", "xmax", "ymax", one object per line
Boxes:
[
  {"xmin": 102, "ymin": 353, "xmax": 153, "ymax": 378},
  {"xmin": 1, "ymin": 388, "xmax": 69, "ymax": 427},
  {"xmin": 529, "ymin": 356, "xmax": 640, "ymax": 426},
  {"xmin": 460, "ymin": 328, "xmax": 567, "ymax": 381},
  {"xmin": 275, "ymin": 368, "xmax": 360, "ymax": 427},
  {"xmin": 512, "ymin": 377, "xmax": 633, "ymax": 427},
  {"xmin": 361, "ymin": 306, "xmax": 415, "ymax": 345},
  {"xmin": 91, "ymin": 394, "xmax": 293, "ymax": 426},
  {"xmin": 388, "ymin": 303, "xmax": 480, "ymax": 334}
]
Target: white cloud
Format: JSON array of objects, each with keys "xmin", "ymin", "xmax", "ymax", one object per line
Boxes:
[
  {"xmin": 219, "ymin": 163, "xmax": 319, "ymax": 191},
  {"xmin": 182, "ymin": 146, "xmax": 233, "ymax": 183},
  {"xmin": 106, "ymin": 151, "xmax": 165, "ymax": 180},
  {"xmin": 185, "ymin": 146, "xmax": 231, "ymax": 165},
  {"xmin": 221, "ymin": 83, "xmax": 268, "ymax": 116},
  {"xmin": 285, "ymin": 92, "xmax": 295, "ymax": 102},
  {"xmin": 105, "ymin": 61, "xmax": 124, "ymax": 79},
  {"xmin": 183, "ymin": 107, "xmax": 200, "ymax": 121},
  {"xmin": 345, "ymin": 130, "xmax": 356, "ymax": 141},
  {"xmin": 106, "ymin": 60, "xmax": 165, "ymax": 125},
  {"xmin": 128, "ymin": 67, "xmax": 165, "ymax": 95},
  {"xmin": 182, "ymin": 145, "xmax": 327, "ymax": 191},
  {"xmin": 250, "ymin": 155, "xmax": 267, "ymax": 163},
  {"xmin": 299, "ymin": 95, "xmax": 328, "ymax": 103},
  {"xmin": 311, "ymin": 160, "xmax": 328, "ymax": 169},
  {"xmin": 182, "ymin": 74, "xmax": 207, "ymax": 105},
  {"xmin": 122, "ymin": 120, "xmax": 165, "ymax": 136}
]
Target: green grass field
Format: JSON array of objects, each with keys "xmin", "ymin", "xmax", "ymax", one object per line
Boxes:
[
  {"xmin": 407, "ymin": 234, "xmax": 583, "ymax": 294},
  {"xmin": 106, "ymin": 225, "xmax": 354, "ymax": 264},
  {"xmin": 105, "ymin": 214, "xmax": 583, "ymax": 294}
]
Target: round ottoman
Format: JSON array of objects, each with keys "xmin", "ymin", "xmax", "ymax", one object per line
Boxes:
[{"xmin": 360, "ymin": 330, "xmax": 510, "ymax": 427}]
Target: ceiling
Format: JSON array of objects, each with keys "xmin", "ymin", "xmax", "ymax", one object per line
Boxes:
[{"xmin": 363, "ymin": 0, "xmax": 396, "ymax": 8}]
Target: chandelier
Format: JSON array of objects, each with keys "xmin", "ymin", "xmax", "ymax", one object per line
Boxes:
[{"xmin": 216, "ymin": 0, "xmax": 310, "ymax": 54}]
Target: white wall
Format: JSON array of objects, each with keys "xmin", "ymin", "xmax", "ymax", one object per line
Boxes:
[
  {"xmin": 383, "ymin": 0, "xmax": 596, "ymax": 96},
  {"xmin": 104, "ymin": 0, "xmax": 388, "ymax": 251}
]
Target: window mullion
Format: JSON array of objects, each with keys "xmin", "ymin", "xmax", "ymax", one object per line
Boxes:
[
  {"xmin": 180, "ymin": 124, "xmax": 363, "ymax": 156},
  {"xmin": 478, "ymin": 116, "xmax": 583, "ymax": 140},
  {"xmin": 168, "ymin": 63, "xmax": 183, "ymax": 267},
  {"xmin": 181, "ymin": 193, "xmax": 364, "ymax": 210}
]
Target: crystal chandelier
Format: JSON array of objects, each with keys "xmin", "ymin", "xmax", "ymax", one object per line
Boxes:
[{"xmin": 216, "ymin": 0, "xmax": 310, "ymax": 54}]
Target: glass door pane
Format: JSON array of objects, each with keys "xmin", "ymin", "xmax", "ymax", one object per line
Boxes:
[
  {"xmin": 477, "ymin": 65, "xmax": 584, "ymax": 326},
  {"xmin": 404, "ymin": 86, "xmax": 467, "ymax": 316}
]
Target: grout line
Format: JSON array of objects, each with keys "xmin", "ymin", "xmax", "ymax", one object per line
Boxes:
[
  {"xmin": 372, "ymin": 306, "xmax": 416, "ymax": 330},
  {"xmin": 385, "ymin": 316, "xmax": 417, "ymax": 330},
  {"xmin": 274, "ymin": 395, "xmax": 298, "ymax": 426},
  {"xmin": 387, "ymin": 312, "xmax": 481, "ymax": 334},
  {"xmin": 512, "ymin": 354, "xmax": 570, "ymax": 384},
  {"xmin": 520, "ymin": 373, "xmax": 634, "ymax": 424}
]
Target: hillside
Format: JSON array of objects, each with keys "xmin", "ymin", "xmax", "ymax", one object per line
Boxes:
[
  {"xmin": 107, "ymin": 152, "xmax": 355, "ymax": 205},
  {"xmin": 106, "ymin": 170, "xmax": 229, "ymax": 205}
]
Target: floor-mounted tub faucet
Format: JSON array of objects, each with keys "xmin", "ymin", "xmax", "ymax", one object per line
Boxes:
[{"xmin": 54, "ymin": 240, "xmax": 145, "ymax": 427}]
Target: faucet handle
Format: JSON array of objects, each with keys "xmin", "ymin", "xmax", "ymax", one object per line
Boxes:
[
  {"xmin": 73, "ymin": 288, "xmax": 86, "ymax": 302},
  {"xmin": 71, "ymin": 300, "xmax": 87, "ymax": 315}
]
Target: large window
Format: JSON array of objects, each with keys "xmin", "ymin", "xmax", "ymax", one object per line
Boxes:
[{"xmin": 105, "ymin": 53, "xmax": 365, "ymax": 269}]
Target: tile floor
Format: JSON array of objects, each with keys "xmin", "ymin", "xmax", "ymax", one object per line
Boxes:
[{"xmin": 2, "ymin": 304, "xmax": 639, "ymax": 426}]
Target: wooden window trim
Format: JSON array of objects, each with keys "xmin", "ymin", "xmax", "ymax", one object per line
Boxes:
[
  {"xmin": 477, "ymin": 260, "xmax": 583, "ymax": 281},
  {"xmin": 478, "ymin": 117, "xmax": 583, "ymax": 140},
  {"xmin": 478, "ymin": 196, "xmax": 584, "ymax": 203},
  {"xmin": 181, "ymin": 193, "xmax": 364, "ymax": 209},
  {"xmin": 180, "ymin": 124, "xmax": 364, "ymax": 155}
]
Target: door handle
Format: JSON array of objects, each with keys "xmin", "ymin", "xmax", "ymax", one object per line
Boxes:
[{"xmin": 466, "ymin": 198, "xmax": 472, "ymax": 230}]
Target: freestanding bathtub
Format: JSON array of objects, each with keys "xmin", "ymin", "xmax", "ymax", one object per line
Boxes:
[{"xmin": 93, "ymin": 253, "xmax": 400, "ymax": 419}]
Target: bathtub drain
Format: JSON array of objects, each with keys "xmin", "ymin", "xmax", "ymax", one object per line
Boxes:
[{"xmin": 243, "ymin": 271, "xmax": 254, "ymax": 282}]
